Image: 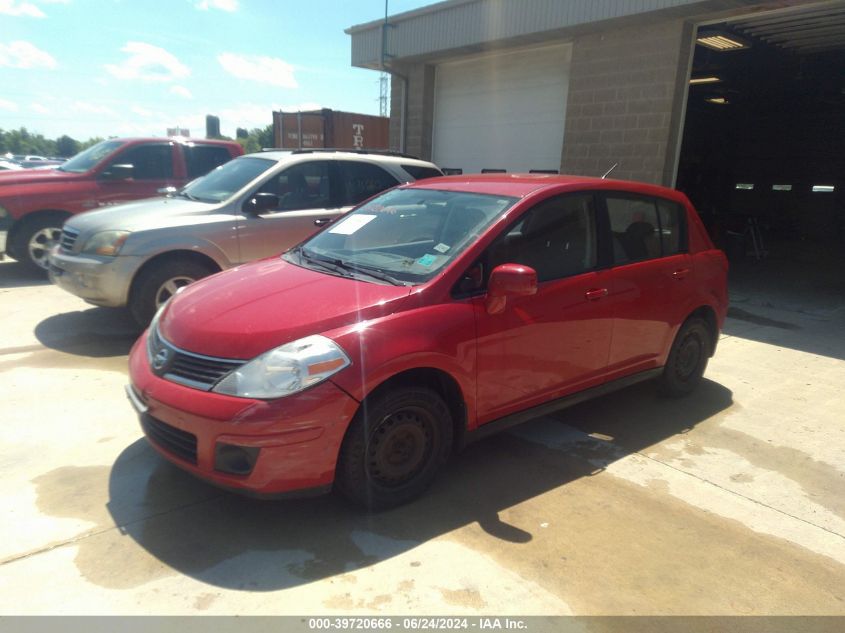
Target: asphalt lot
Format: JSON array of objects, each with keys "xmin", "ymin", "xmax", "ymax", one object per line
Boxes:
[{"xmin": 0, "ymin": 253, "xmax": 843, "ymax": 615}]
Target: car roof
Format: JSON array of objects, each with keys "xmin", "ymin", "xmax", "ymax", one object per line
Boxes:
[
  {"xmin": 253, "ymin": 149, "xmax": 438, "ymax": 168},
  {"xmin": 406, "ymin": 173, "xmax": 688, "ymax": 201}
]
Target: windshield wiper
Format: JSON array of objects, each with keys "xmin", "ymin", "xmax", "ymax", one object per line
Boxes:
[{"xmin": 296, "ymin": 248, "xmax": 405, "ymax": 286}]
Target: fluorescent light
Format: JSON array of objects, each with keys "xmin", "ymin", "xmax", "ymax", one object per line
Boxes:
[
  {"xmin": 772, "ymin": 184, "xmax": 792, "ymax": 191},
  {"xmin": 735, "ymin": 183, "xmax": 754, "ymax": 190},
  {"xmin": 697, "ymin": 31, "xmax": 750, "ymax": 51},
  {"xmin": 690, "ymin": 76, "xmax": 721, "ymax": 85},
  {"xmin": 812, "ymin": 185, "xmax": 835, "ymax": 193},
  {"xmin": 706, "ymin": 97, "xmax": 729, "ymax": 105}
]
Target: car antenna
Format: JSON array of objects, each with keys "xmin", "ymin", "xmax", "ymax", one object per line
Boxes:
[{"xmin": 601, "ymin": 163, "xmax": 618, "ymax": 179}]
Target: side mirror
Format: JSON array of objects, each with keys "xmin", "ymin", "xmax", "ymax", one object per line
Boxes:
[
  {"xmin": 100, "ymin": 163, "xmax": 133, "ymax": 181},
  {"xmin": 485, "ymin": 263, "xmax": 537, "ymax": 315},
  {"xmin": 244, "ymin": 192, "xmax": 280, "ymax": 215}
]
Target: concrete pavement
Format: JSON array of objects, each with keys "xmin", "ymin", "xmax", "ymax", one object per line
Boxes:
[{"xmin": 0, "ymin": 258, "xmax": 843, "ymax": 615}]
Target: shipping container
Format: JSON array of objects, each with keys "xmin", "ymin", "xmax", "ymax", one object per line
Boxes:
[{"xmin": 272, "ymin": 109, "xmax": 389, "ymax": 150}]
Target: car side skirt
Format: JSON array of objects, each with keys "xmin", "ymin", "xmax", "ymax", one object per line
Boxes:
[{"xmin": 464, "ymin": 367, "xmax": 664, "ymax": 445}]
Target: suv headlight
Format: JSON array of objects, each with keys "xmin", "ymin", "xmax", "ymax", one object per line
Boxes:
[
  {"xmin": 213, "ymin": 335, "xmax": 351, "ymax": 399},
  {"xmin": 81, "ymin": 230, "xmax": 130, "ymax": 256}
]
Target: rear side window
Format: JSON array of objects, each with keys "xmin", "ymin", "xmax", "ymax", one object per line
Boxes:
[
  {"xmin": 341, "ymin": 161, "xmax": 399, "ymax": 204},
  {"xmin": 185, "ymin": 145, "xmax": 233, "ymax": 179},
  {"xmin": 656, "ymin": 199, "xmax": 686, "ymax": 255},
  {"xmin": 606, "ymin": 195, "xmax": 686, "ymax": 264},
  {"xmin": 108, "ymin": 144, "xmax": 174, "ymax": 180},
  {"xmin": 401, "ymin": 164, "xmax": 443, "ymax": 181},
  {"xmin": 258, "ymin": 161, "xmax": 334, "ymax": 211}
]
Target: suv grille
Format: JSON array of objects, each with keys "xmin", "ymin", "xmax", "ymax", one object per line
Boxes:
[
  {"xmin": 60, "ymin": 227, "xmax": 80, "ymax": 252},
  {"xmin": 141, "ymin": 414, "xmax": 197, "ymax": 464},
  {"xmin": 148, "ymin": 325, "xmax": 245, "ymax": 391}
]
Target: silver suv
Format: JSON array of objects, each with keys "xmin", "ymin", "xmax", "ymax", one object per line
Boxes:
[{"xmin": 48, "ymin": 150, "xmax": 442, "ymax": 325}]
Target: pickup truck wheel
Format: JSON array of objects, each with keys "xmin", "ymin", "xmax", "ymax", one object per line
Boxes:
[
  {"xmin": 335, "ymin": 386, "xmax": 453, "ymax": 511},
  {"xmin": 12, "ymin": 217, "xmax": 65, "ymax": 273},
  {"xmin": 129, "ymin": 259, "xmax": 215, "ymax": 327},
  {"xmin": 658, "ymin": 317, "xmax": 711, "ymax": 397}
]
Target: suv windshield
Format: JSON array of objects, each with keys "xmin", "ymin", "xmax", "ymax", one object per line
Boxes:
[
  {"xmin": 181, "ymin": 156, "xmax": 275, "ymax": 203},
  {"xmin": 291, "ymin": 187, "xmax": 517, "ymax": 284},
  {"xmin": 58, "ymin": 139, "xmax": 125, "ymax": 173}
]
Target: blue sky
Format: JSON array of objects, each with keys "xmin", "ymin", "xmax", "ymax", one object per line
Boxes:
[{"xmin": 0, "ymin": 0, "xmax": 431, "ymax": 140}]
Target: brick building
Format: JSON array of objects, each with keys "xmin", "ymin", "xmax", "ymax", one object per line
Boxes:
[{"xmin": 346, "ymin": 0, "xmax": 845, "ymax": 246}]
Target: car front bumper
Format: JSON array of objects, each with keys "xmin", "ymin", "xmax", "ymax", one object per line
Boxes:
[
  {"xmin": 127, "ymin": 332, "xmax": 360, "ymax": 497},
  {"xmin": 48, "ymin": 245, "xmax": 142, "ymax": 307}
]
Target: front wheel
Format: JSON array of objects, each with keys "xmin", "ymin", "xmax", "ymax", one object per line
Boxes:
[
  {"xmin": 336, "ymin": 386, "xmax": 453, "ymax": 510},
  {"xmin": 658, "ymin": 317, "xmax": 712, "ymax": 397},
  {"xmin": 12, "ymin": 216, "xmax": 66, "ymax": 273},
  {"xmin": 129, "ymin": 258, "xmax": 215, "ymax": 327}
]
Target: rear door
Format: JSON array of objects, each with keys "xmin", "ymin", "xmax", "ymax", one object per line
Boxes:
[{"xmin": 601, "ymin": 192, "xmax": 693, "ymax": 378}]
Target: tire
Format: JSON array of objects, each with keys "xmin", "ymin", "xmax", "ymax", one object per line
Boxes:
[
  {"xmin": 129, "ymin": 258, "xmax": 215, "ymax": 327},
  {"xmin": 335, "ymin": 386, "xmax": 453, "ymax": 511},
  {"xmin": 658, "ymin": 317, "xmax": 712, "ymax": 397},
  {"xmin": 11, "ymin": 215, "xmax": 66, "ymax": 273}
]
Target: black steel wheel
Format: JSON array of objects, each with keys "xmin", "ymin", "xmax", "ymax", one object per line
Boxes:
[
  {"xmin": 336, "ymin": 386, "xmax": 453, "ymax": 510},
  {"xmin": 658, "ymin": 317, "xmax": 712, "ymax": 397}
]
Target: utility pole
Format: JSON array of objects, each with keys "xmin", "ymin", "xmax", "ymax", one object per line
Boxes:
[{"xmin": 379, "ymin": 0, "xmax": 389, "ymax": 117}]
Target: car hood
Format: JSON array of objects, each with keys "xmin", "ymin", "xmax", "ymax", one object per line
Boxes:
[
  {"xmin": 0, "ymin": 168, "xmax": 80, "ymax": 185},
  {"xmin": 65, "ymin": 197, "xmax": 220, "ymax": 235},
  {"xmin": 158, "ymin": 257, "xmax": 412, "ymax": 359}
]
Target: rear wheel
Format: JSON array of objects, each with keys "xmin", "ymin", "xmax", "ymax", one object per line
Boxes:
[
  {"xmin": 129, "ymin": 258, "xmax": 215, "ymax": 327},
  {"xmin": 658, "ymin": 317, "xmax": 712, "ymax": 397},
  {"xmin": 12, "ymin": 215, "xmax": 66, "ymax": 273},
  {"xmin": 336, "ymin": 386, "xmax": 453, "ymax": 510}
]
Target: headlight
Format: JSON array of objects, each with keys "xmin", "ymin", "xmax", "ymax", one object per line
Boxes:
[
  {"xmin": 81, "ymin": 230, "xmax": 130, "ymax": 256},
  {"xmin": 213, "ymin": 335, "xmax": 350, "ymax": 399},
  {"xmin": 0, "ymin": 205, "xmax": 8, "ymax": 219}
]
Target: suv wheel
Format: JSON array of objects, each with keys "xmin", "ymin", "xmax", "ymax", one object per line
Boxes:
[
  {"xmin": 12, "ymin": 215, "xmax": 65, "ymax": 273},
  {"xmin": 336, "ymin": 386, "xmax": 453, "ymax": 510},
  {"xmin": 129, "ymin": 259, "xmax": 215, "ymax": 327},
  {"xmin": 658, "ymin": 317, "xmax": 711, "ymax": 397}
]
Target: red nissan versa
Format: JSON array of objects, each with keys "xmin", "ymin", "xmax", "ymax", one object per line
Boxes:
[{"xmin": 127, "ymin": 175, "xmax": 728, "ymax": 509}]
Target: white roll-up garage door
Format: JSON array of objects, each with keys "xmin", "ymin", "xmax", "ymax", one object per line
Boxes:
[{"xmin": 432, "ymin": 43, "xmax": 571, "ymax": 175}]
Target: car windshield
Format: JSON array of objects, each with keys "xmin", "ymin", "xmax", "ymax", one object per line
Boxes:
[
  {"xmin": 180, "ymin": 156, "xmax": 276, "ymax": 203},
  {"xmin": 58, "ymin": 139, "xmax": 125, "ymax": 173},
  {"xmin": 290, "ymin": 187, "xmax": 517, "ymax": 285}
]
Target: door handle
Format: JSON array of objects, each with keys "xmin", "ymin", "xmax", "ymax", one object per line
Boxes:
[
  {"xmin": 672, "ymin": 268, "xmax": 690, "ymax": 280},
  {"xmin": 585, "ymin": 288, "xmax": 608, "ymax": 301},
  {"xmin": 314, "ymin": 218, "xmax": 332, "ymax": 226}
]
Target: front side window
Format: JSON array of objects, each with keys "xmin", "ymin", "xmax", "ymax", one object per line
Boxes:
[
  {"xmin": 106, "ymin": 144, "xmax": 173, "ymax": 180},
  {"xmin": 487, "ymin": 193, "xmax": 597, "ymax": 283},
  {"xmin": 182, "ymin": 156, "xmax": 275, "ymax": 203},
  {"xmin": 290, "ymin": 187, "xmax": 517, "ymax": 285},
  {"xmin": 257, "ymin": 161, "xmax": 333, "ymax": 210},
  {"xmin": 59, "ymin": 139, "xmax": 125, "ymax": 173}
]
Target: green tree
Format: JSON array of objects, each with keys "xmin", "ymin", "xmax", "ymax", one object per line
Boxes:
[{"xmin": 55, "ymin": 135, "xmax": 80, "ymax": 157}]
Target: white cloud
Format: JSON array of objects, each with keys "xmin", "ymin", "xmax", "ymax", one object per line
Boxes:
[
  {"xmin": 31, "ymin": 102, "xmax": 50, "ymax": 114},
  {"xmin": 217, "ymin": 52, "xmax": 297, "ymax": 88},
  {"xmin": 0, "ymin": 40, "xmax": 57, "ymax": 69},
  {"xmin": 169, "ymin": 85, "xmax": 193, "ymax": 99},
  {"xmin": 72, "ymin": 100, "xmax": 115, "ymax": 116},
  {"xmin": 131, "ymin": 106, "xmax": 154, "ymax": 118},
  {"xmin": 195, "ymin": 0, "xmax": 238, "ymax": 11},
  {"xmin": 0, "ymin": 98, "xmax": 19, "ymax": 111},
  {"xmin": 105, "ymin": 41, "xmax": 190, "ymax": 83},
  {"xmin": 0, "ymin": 1, "xmax": 45, "ymax": 17}
]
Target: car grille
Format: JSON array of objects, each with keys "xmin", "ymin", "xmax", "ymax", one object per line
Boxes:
[
  {"xmin": 141, "ymin": 413, "xmax": 198, "ymax": 464},
  {"xmin": 60, "ymin": 227, "xmax": 80, "ymax": 252},
  {"xmin": 148, "ymin": 325, "xmax": 245, "ymax": 391}
]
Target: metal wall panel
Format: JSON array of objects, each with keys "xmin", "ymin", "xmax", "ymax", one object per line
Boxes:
[{"xmin": 349, "ymin": 0, "xmax": 706, "ymax": 67}]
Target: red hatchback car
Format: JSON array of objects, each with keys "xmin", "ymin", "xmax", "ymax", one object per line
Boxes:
[{"xmin": 127, "ymin": 175, "xmax": 728, "ymax": 509}]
